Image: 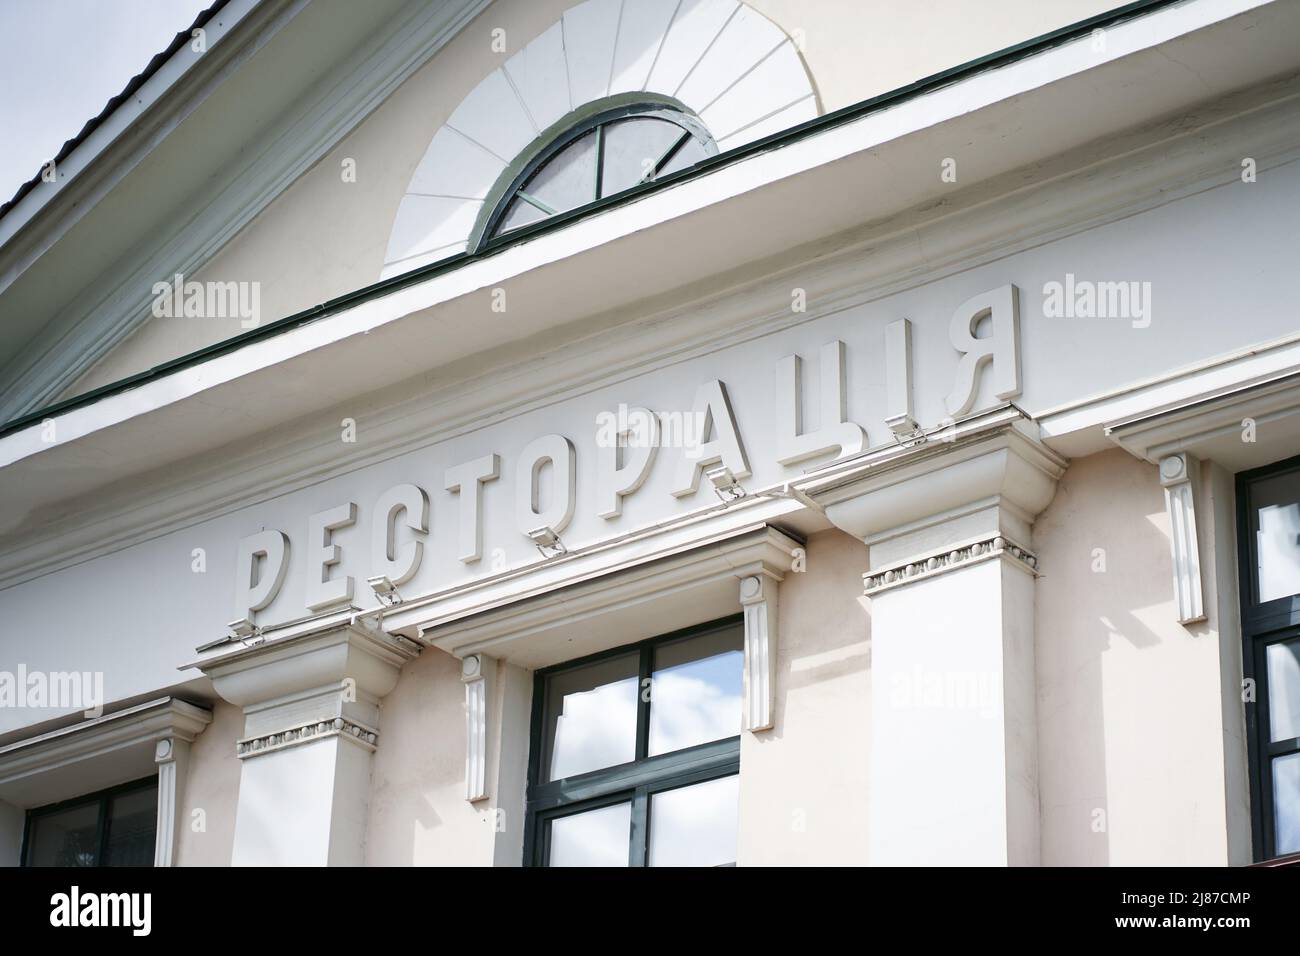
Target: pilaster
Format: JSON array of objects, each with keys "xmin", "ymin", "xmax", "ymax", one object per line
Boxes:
[
  {"xmin": 190, "ymin": 617, "xmax": 419, "ymax": 866},
  {"xmin": 819, "ymin": 411, "xmax": 1065, "ymax": 865}
]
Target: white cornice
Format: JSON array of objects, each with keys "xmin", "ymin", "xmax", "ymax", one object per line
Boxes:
[
  {"xmin": 814, "ymin": 407, "xmax": 1067, "ymax": 543},
  {"xmin": 416, "ymin": 523, "xmax": 803, "ymax": 670},
  {"xmin": 184, "ymin": 618, "xmax": 419, "ymax": 704},
  {"xmin": 0, "ymin": 697, "xmax": 211, "ymax": 808},
  {"xmin": 1105, "ymin": 369, "xmax": 1300, "ymax": 472},
  {"xmin": 0, "ymin": 0, "xmax": 494, "ymax": 423},
  {"xmin": 1, "ymin": 69, "xmax": 1298, "ymax": 591}
]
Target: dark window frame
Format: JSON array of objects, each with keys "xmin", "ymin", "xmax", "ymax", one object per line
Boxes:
[
  {"xmin": 522, "ymin": 615, "xmax": 743, "ymax": 867},
  {"xmin": 478, "ymin": 102, "xmax": 717, "ymax": 249},
  {"xmin": 1236, "ymin": 452, "xmax": 1300, "ymax": 861},
  {"xmin": 19, "ymin": 776, "xmax": 158, "ymax": 867}
]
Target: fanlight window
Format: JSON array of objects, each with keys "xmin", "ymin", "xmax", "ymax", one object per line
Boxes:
[{"xmin": 484, "ymin": 105, "xmax": 716, "ymax": 243}]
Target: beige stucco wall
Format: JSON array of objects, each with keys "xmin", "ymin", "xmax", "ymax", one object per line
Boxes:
[
  {"xmin": 363, "ymin": 527, "xmax": 870, "ymax": 867},
  {"xmin": 365, "ymin": 644, "xmax": 530, "ymax": 865},
  {"xmin": 1034, "ymin": 447, "xmax": 1248, "ymax": 866},
  {"xmin": 175, "ymin": 698, "xmax": 243, "ymax": 866},
  {"xmin": 68, "ymin": 0, "xmax": 1124, "ymax": 397},
  {"xmin": 737, "ymin": 527, "xmax": 871, "ymax": 865}
]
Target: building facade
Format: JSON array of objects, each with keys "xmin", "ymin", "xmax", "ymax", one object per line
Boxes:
[{"xmin": 1, "ymin": 0, "xmax": 1299, "ymax": 867}]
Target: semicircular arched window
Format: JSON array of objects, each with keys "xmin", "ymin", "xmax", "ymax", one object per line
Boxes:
[{"xmin": 483, "ymin": 104, "xmax": 717, "ymax": 244}]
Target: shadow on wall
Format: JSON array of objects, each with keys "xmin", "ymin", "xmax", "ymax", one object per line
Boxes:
[
  {"xmin": 175, "ymin": 698, "xmax": 242, "ymax": 867},
  {"xmin": 736, "ymin": 526, "xmax": 871, "ymax": 865},
  {"xmin": 771, "ymin": 527, "xmax": 872, "ymax": 734},
  {"xmin": 1034, "ymin": 447, "xmax": 1183, "ymax": 866},
  {"xmin": 366, "ymin": 648, "xmax": 474, "ymax": 867}
]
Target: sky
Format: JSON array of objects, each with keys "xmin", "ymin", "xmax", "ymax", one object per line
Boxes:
[{"xmin": 0, "ymin": 0, "xmax": 212, "ymax": 204}]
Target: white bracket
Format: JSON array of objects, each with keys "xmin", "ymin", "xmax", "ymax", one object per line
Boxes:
[
  {"xmin": 739, "ymin": 575, "xmax": 779, "ymax": 732},
  {"xmin": 1159, "ymin": 452, "xmax": 1206, "ymax": 624},
  {"xmin": 154, "ymin": 736, "xmax": 191, "ymax": 867},
  {"xmin": 460, "ymin": 654, "xmax": 494, "ymax": 802}
]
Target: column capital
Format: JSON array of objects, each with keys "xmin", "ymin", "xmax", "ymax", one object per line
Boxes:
[
  {"xmin": 189, "ymin": 617, "xmax": 420, "ymax": 731},
  {"xmin": 818, "ymin": 409, "xmax": 1066, "ymax": 568},
  {"xmin": 814, "ymin": 408, "xmax": 1058, "ymax": 866}
]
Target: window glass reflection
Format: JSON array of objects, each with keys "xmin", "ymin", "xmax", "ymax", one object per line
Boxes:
[
  {"xmin": 600, "ymin": 117, "xmax": 685, "ymax": 190},
  {"xmin": 103, "ymin": 786, "xmax": 158, "ymax": 867},
  {"xmin": 1267, "ymin": 639, "xmax": 1300, "ymax": 743},
  {"xmin": 520, "ymin": 131, "xmax": 596, "ymax": 215},
  {"xmin": 1253, "ymin": 469, "xmax": 1300, "ymax": 603},
  {"xmin": 649, "ymin": 624, "xmax": 743, "ymax": 756},
  {"xmin": 26, "ymin": 802, "xmax": 100, "ymax": 867},
  {"xmin": 548, "ymin": 802, "xmax": 632, "ymax": 867},
  {"xmin": 542, "ymin": 653, "xmax": 639, "ymax": 781},
  {"xmin": 490, "ymin": 109, "xmax": 715, "ymax": 242},
  {"xmin": 1272, "ymin": 752, "xmax": 1300, "ymax": 856},
  {"xmin": 648, "ymin": 775, "xmax": 739, "ymax": 867},
  {"xmin": 496, "ymin": 195, "xmax": 546, "ymax": 233}
]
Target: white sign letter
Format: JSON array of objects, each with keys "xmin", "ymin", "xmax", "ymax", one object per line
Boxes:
[
  {"xmin": 372, "ymin": 484, "xmax": 428, "ymax": 586},
  {"xmin": 775, "ymin": 340, "xmax": 865, "ymax": 466},
  {"xmin": 945, "ymin": 284, "xmax": 1021, "ymax": 418},
  {"xmin": 305, "ymin": 502, "xmax": 357, "ymax": 612},
  {"xmin": 671, "ymin": 380, "xmax": 750, "ymax": 498},
  {"xmin": 516, "ymin": 435, "xmax": 576, "ymax": 536},
  {"xmin": 885, "ymin": 318, "xmax": 918, "ymax": 438},
  {"xmin": 234, "ymin": 530, "xmax": 289, "ymax": 619},
  {"xmin": 445, "ymin": 454, "xmax": 500, "ymax": 563},
  {"xmin": 597, "ymin": 406, "xmax": 660, "ymax": 519}
]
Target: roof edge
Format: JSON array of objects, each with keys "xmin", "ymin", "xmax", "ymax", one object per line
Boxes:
[{"xmin": 0, "ymin": 0, "xmax": 1185, "ymax": 440}]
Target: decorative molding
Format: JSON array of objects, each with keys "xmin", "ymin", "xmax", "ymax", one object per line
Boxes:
[
  {"xmin": 1103, "ymin": 368, "xmax": 1300, "ymax": 471},
  {"xmin": 460, "ymin": 654, "xmax": 494, "ymax": 802},
  {"xmin": 412, "ymin": 523, "xmax": 803, "ymax": 669},
  {"xmin": 382, "ymin": 0, "xmax": 817, "ymax": 274},
  {"xmin": 739, "ymin": 574, "xmax": 778, "ymax": 733},
  {"xmin": 818, "ymin": 407, "xmax": 1067, "ymax": 545},
  {"xmin": 153, "ymin": 736, "xmax": 191, "ymax": 867},
  {"xmin": 864, "ymin": 534, "xmax": 1039, "ymax": 596},
  {"xmin": 1158, "ymin": 452, "xmax": 1206, "ymax": 624},
  {"xmin": 0, "ymin": 0, "xmax": 494, "ymax": 423},
  {"xmin": 235, "ymin": 717, "xmax": 378, "ymax": 759},
  {"xmin": 191, "ymin": 617, "xmax": 413, "ymax": 866},
  {"xmin": 1102, "ymin": 372, "xmax": 1300, "ymax": 624},
  {"xmin": 0, "ymin": 697, "xmax": 211, "ymax": 814}
]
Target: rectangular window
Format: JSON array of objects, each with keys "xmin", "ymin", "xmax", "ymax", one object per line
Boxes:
[
  {"xmin": 524, "ymin": 617, "xmax": 744, "ymax": 866},
  {"xmin": 21, "ymin": 778, "xmax": 158, "ymax": 867},
  {"xmin": 1237, "ymin": 455, "xmax": 1300, "ymax": 860}
]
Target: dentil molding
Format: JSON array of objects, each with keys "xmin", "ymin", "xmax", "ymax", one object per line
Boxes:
[
  {"xmin": 236, "ymin": 716, "xmax": 379, "ymax": 759},
  {"xmin": 864, "ymin": 534, "xmax": 1039, "ymax": 596}
]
